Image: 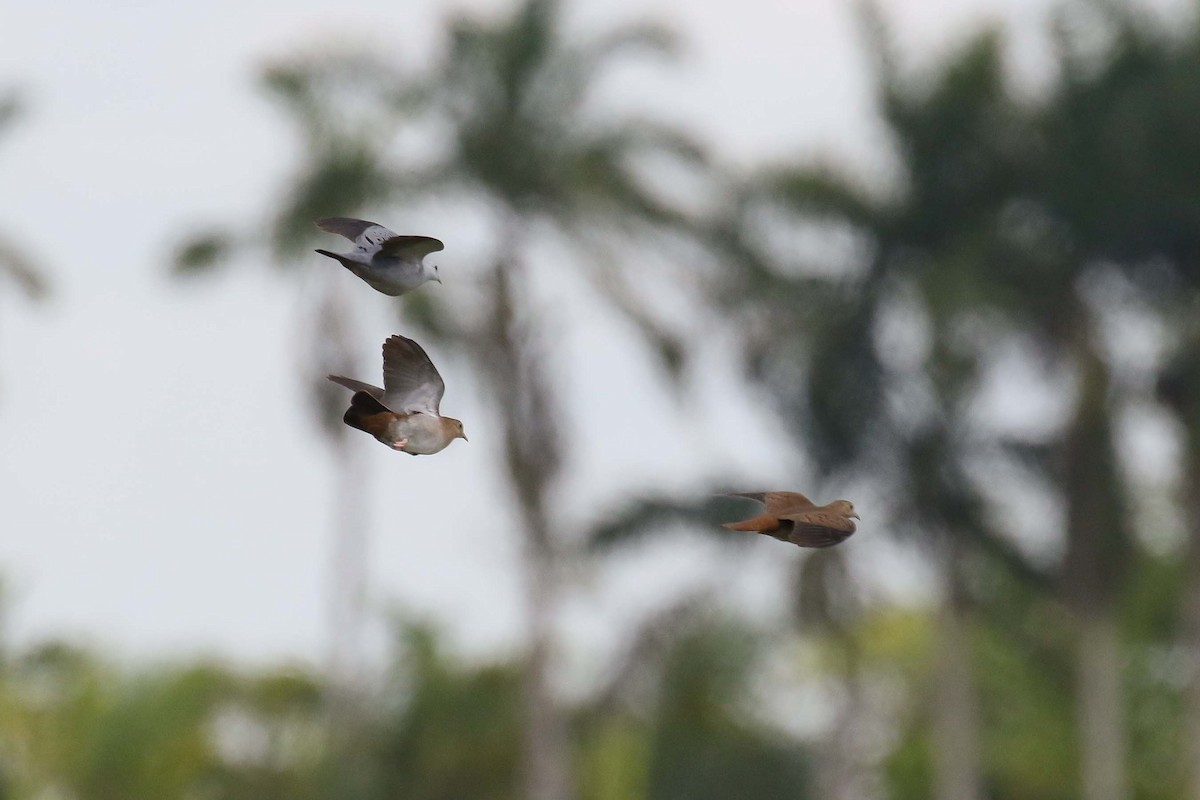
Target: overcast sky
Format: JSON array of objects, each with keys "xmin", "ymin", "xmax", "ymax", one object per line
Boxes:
[{"xmin": 0, "ymin": 0, "xmax": 1176, "ymax": 672}]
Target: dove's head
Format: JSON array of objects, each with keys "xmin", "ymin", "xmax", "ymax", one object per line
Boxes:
[
  {"xmin": 444, "ymin": 417, "xmax": 468, "ymax": 442},
  {"xmin": 828, "ymin": 500, "xmax": 860, "ymax": 520},
  {"xmin": 429, "ymin": 263, "xmax": 442, "ymax": 284}
]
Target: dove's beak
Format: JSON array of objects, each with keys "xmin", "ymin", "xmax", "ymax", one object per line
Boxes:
[
  {"xmin": 460, "ymin": 433, "xmax": 468, "ymax": 441},
  {"xmin": 851, "ymin": 513, "xmax": 861, "ymax": 520}
]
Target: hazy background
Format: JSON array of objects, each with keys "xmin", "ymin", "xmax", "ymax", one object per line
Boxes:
[
  {"xmin": 4, "ymin": 1, "xmax": 1200, "ymax": 799},
  {"xmin": 0, "ymin": 0, "xmax": 1068, "ymax": 664}
]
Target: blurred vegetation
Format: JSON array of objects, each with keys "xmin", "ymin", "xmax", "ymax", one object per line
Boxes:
[
  {"xmin": 0, "ymin": 551, "xmax": 1194, "ymax": 799},
  {"xmin": 5, "ymin": 0, "xmax": 1200, "ymax": 797},
  {"xmin": 0, "ymin": 609, "xmax": 814, "ymax": 800}
]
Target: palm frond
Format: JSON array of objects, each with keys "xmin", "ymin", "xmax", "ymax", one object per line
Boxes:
[
  {"xmin": 577, "ymin": 21, "xmax": 680, "ymax": 70},
  {"xmin": 587, "ymin": 495, "xmax": 736, "ymax": 552},
  {"xmin": 170, "ymin": 229, "xmax": 238, "ymax": 278},
  {"xmin": 0, "ymin": 236, "xmax": 48, "ymax": 300},
  {"xmin": 0, "ymin": 91, "xmax": 20, "ymax": 134},
  {"xmin": 761, "ymin": 165, "xmax": 890, "ymax": 231},
  {"xmin": 270, "ymin": 145, "xmax": 394, "ymax": 259}
]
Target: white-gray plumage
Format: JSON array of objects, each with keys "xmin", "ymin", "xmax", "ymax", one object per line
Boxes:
[{"xmin": 314, "ymin": 216, "xmax": 444, "ymax": 296}]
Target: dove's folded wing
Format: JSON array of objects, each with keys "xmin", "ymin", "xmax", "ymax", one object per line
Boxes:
[
  {"xmin": 721, "ymin": 513, "xmax": 782, "ymax": 533},
  {"xmin": 380, "ymin": 335, "xmax": 446, "ymax": 414},
  {"xmin": 781, "ymin": 509, "xmax": 856, "ymax": 548},
  {"xmin": 726, "ymin": 491, "xmax": 816, "ymax": 513},
  {"xmin": 379, "ymin": 235, "xmax": 444, "ymax": 259},
  {"xmin": 327, "ymin": 375, "xmax": 384, "ymax": 399}
]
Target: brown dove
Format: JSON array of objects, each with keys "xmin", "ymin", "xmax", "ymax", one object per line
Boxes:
[
  {"xmin": 721, "ymin": 491, "xmax": 859, "ymax": 548},
  {"xmin": 327, "ymin": 334, "xmax": 467, "ymax": 455}
]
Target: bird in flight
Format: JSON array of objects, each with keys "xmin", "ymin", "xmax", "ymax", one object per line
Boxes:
[
  {"xmin": 315, "ymin": 216, "xmax": 444, "ymax": 296},
  {"xmin": 328, "ymin": 334, "xmax": 467, "ymax": 455},
  {"xmin": 720, "ymin": 491, "xmax": 859, "ymax": 548}
]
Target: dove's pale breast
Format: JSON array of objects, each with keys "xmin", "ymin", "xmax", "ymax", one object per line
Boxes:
[
  {"xmin": 348, "ymin": 256, "xmax": 429, "ymax": 296},
  {"xmin": 393, "ymin": 413, "xmax": 455, "ymax": 455}
]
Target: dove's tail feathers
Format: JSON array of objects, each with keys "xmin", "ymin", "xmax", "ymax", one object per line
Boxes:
[
  {"xmin": 348, "ymin": 390, "xmax": 390, "ymax": 415},
  {"xmin": 722, "ymin": 514, "xmax": 782, "ymax": 534},
  {"xmin": 327, "ymin": 375, "xmax": 384, "ymax": 398},
  {"xmin": 315, "ymin": 249, "xmax": 357, "ymax": 270}
]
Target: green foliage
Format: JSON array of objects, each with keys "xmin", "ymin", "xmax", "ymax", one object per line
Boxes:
[
  {"xmin": 0, "ymin": 549, "xmax": 1192, "ymax": 800},
  {"xmin": 365, "ymin": 624, "xmax": 524, "ymax": 800},
  {"xmin": 0, "ymin": 614, "xmax": 821, "ymax": 800},
  {"xmin": 578, "ymin": 718, "xmax": 651, "ymax": 800},
  {"xmin": 645, "ymin": 621, "xmax": 811, "ymax": 800},
  {"xmin": 172, "ymin": 230, "xmax": 235, "ymax": 276}
]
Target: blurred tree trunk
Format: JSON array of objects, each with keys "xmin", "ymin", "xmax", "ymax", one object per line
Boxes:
[
  {"xmin": 1184, "ymin": 462, "xmax": 1200, "ymax": 800},
  {"xmin": 1075, "ymin": 611, "xmax": 1126, "ymax": 800},
  {"xmin": 815, "ymin": 661, "xmax": 874, "ymax": 800},
  {"xmin": 816, "ymin": 638, "xmax": 896, "ymax": 800},
  {"xmin": 327, "ymin": 434, "xmax": 369, "ymax": 705},
  {"xmin": 314, "ymin": 280, "xmax": 370, "ymax": 700},
  {"xmin": 931, "ymin": 547, "xmax": 983, "ymax": 800},
  {"xmin": 1160, "ymin": 351, "xmax": 1200, "ymax": 800},
  {"xmin": 311, "ymin": 279, "xmax": 372, "ymax": 797},
  {"xmin": 480, "ymin": 230, "xmax": 572, "ymax": 800},
  {"xmin": 521, "ymin": 542, "xmax": 570, "ymax": 800},
  {"xmin": 1062, "ymin": 339, "xmax": 1129, "ymax": 800},
  {"xmin": 795, "ymin": 549, "xmax": 885, "ymax": 799}
]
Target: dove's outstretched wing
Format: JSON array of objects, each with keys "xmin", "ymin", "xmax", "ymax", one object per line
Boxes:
[
  {"xmin": 779, "ymin": 509, "xmax": 857, "ymax": 548},
  {"xmin": 380, "ymin": 335, "xmax": 446, "ymax": 415},
  {"xmin": 379, "ymin": 235, "xmax": 444, "ymax": 259},
  {"xmin": 725, "ymin": 491, "xmax": 815, "ymax": 513},
  {"xmin": 316, "ymin": 217, "xmax": 399, "ymax": 248}
]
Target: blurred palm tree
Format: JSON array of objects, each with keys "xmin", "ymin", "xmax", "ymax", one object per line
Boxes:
[
  {"xmin": 562, "ymin": 6, "xmax": 1195, "ymax": 796},
  {"xmin": 177, "ymin": 70, "xmax": 376, "ymax": 768},
  {"xmin": 710, "ymin": 23, "xmax": 1048, "ymax": 800},
  {"xmin": 1158, "ymin": 337, "xmax": 1200, "ymax": 799},
  {"xmin": 1019, "ymin": 7, "xmax": 1200, "ymax": 798},
  {"xmin": 175, "ymin": 1, "xmax": 708, "ymax": 796},
  {"xmin": 1061, "ymin": 7, "xmax": 1200, "ymax": 798},
  {"xmin": 583, "ymin": 20, "xmax": 1048, "ymax": 799},
  {"xmin": 719, "ymin": 4, "xmax": 1200, "ymax": 794}
]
